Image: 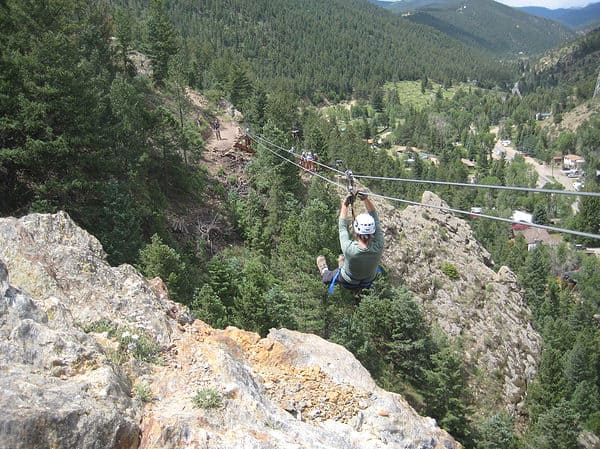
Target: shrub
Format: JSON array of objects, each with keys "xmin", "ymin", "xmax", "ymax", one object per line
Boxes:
[
  {"xmin": 133, "ymin": 382, "xmax": 154, "ymax": 403},
  {"xmin": 82, "ymin": 319, "xmax": 117, "ymax": 334},
  {"xmin": 192, "ymin": 388, "xmax": 223, "ymax": 409},
  {"xmin": 118, "ymin": 329, "xmax": 162, "ymax": 364},
  {"xmin": 585, "ymin": 411, "xmax": 600, "ymax": 434},
  {"xmin": 83, "ymin": 321, "xmax": 162, "ymax": 364},
  {"xmin": 441, "ymin": 262, "xmax": 460, "ymax": 280}
]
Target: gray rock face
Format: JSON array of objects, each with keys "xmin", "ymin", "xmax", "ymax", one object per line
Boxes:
[
  {"xmin": 141, "ymin": 324, "xmax": 460, "ymax": 449},
  {"xmin": 0, "ymin": 211, "xmax": 191, "ymax": 343},
  {"xmin": 376, "ymin": 192, "xmax": 541, "ymax": 415},
  {"xmin": 0, "ymin": 212, "xmax": 461, "ymax": 449},
  {"xmin": 0, "ymin": 260, "xmax": 139, "ymax": 449}
]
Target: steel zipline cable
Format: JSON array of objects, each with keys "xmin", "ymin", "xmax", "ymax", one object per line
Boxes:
[
  {"xmin": 250, "ymin": 132, "xmax": 347, "ymax": 188},
  {"xmin": 246, "ymin": 131, "xmax": 600, "ymax": 241},
  {"xmin": 250, "ymin": 132, "xmax": 347, "ymax": 176},
  {"xmin": 249, "ymin": 131, "xmax": 600, "ymax": 198},
  {"xmin": 353, "ymin": 174, "xmax": 600, "ymax": 199}
]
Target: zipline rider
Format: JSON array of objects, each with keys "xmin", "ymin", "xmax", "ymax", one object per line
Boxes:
[{"xmin": 317, "ymin": 191, "xmax": 384, "ymax": 291}]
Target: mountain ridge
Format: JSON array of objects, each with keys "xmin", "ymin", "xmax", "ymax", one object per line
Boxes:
[
  {"xmin": 518, "ymin": 3, "xmax": 600, "ymax": 30},
  {"xmin": 111, "ymin": 0, "xmax": 514, "ymax": 98},
  {"xmin": 374, "ymin": 0, "xmax": 575, "ymax": 56}
]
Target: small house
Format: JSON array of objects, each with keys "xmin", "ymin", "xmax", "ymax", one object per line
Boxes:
[
  {"xmin": 512, "ymin": 210, "xmax": 532, "ymax": 224},
  {"xmin": 461, "ymin": 158, "xmax": 476, "ymax": 169},
  {"xmin": 535, "ymin": 112, "xmax": 552, "ymax": 121},
  {"xmin": 511, "ymin": 210, "xmax": 532, "ymax": 230},
  {"xmin": 514, "ymin": 227, "xmax": 560, "ymax": 251},
  {"xmin": 470, "ymin": 206, "xmax": 482, "ymax": 218},
  {"xmin": 563, "ymin": 154, "xmax": 585, "ymax": 170}
]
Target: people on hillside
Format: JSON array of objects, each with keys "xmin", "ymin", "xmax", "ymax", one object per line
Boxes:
[
  {"xmin": 212, "ymin": 118, "xmax": 221, "ymax": 140},
  {"xmin": 317, "ymin": 191, "xmax": 384, "ymax": 291},
  {"xmin": 306, "ymin": 151, "xmax": 314, "ymax": 171}
]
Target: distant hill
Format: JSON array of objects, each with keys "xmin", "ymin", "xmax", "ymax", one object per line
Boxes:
[
  {"xmin": 370, "ymin": 0, "xmax": 441, "ymax": 10},
  {"xmin": 113, "ymin": 0, "xmax": 515, "ymax": 100},
  {"xmin": 373, "ymin": 0, "xmax": 575, "ymax": 56},
  {"xmin": 531, "ymin": 27, "xmax": 600, "ymax": 95},
  {"xmin": 519, "ymin": 3, "xmax": 600, "ymax": 31}
]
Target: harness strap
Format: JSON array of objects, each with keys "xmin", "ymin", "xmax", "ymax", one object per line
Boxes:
[
  {"xmin": 342, "ymin": 265, "xmax": 382, "ymax": 285},
  {"xmin": 328, "ymin": 270, "xmax": 340, "ymax": 295},
  {"xmin": 327, "ymin": 266, "xmax": 382, "ymax": 295}
]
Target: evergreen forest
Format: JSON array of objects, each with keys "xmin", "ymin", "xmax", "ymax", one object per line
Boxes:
[
  {"xmin": 1, "ymin": 0, "xmax": 600, "ymax": 448},
  {"xmin": 392, "ymin": 0, "xmax": 574, "ymax": 56},
  {"xmin": 111, "ymin": 0, "xmax": 517, "ymax": 100}
]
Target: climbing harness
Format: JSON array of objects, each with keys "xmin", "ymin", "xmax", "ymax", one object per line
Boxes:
[
  {"xmin": 325, "ymin": 168, "xmax": 382, "ymax": 295},
  {"xmin": 328, "ymin": 266, "xmax": 383, "ymax": 295}
]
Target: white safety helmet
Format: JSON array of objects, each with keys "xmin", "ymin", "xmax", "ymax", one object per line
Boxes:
[{"xmin": 353, "ymin": 213, "xmax": 376, "ymax": 235}]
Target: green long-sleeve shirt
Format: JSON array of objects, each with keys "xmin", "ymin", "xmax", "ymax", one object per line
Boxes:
[{"xmin": 338, "ymin": 211, "xmax": 384, "ymax": 284}]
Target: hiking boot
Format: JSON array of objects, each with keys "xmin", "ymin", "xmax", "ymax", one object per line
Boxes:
[
  {"xmin": 338, "ymin": 254, "xmax": 345, "ymax": 268},
  {"xmin": 316, "ymin": 255, "xmax": 328, "ymax": 275}
]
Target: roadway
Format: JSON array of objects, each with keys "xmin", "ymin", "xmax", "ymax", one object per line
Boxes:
[{"xmin": 492, "ymin": 140, "xmax": 576, "ymax": 191}]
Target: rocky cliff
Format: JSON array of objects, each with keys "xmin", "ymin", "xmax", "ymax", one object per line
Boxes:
[
  {"xmin": 0, "ymin": 212, "xmax": 460, "ymax": 449},
  {"xmin": 375, "ymin": 192, "xmax": 541, "ymax": 415}
]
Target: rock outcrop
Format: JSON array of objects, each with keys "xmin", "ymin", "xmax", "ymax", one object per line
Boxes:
[
  {"xmin": 375, "ymin": 192, "xmax": 541, "ymax": 415},
  {"xmin": 0, "ymin": 261, "xmax": 140, "ymax": 449},
  {"xmin": 0, "ymin": 212, "xmax": 460, "ymax": 449}
]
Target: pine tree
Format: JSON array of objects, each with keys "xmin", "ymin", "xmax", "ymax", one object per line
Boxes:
[
  {"xmin": 476, "ymin": 413, "xmax": 515, "ymax": 449},
  {"xmin": 575, "ymin": 192, "xmax": 600, "ymax": 246},
  {"xmin": 424, "ymin": 344, "xmax": 471, "ymax": 444},
  {"xmin": 533, "ymin": 202, "xmax": 549, "ymax": 225},
  {"xmin": 146, "ymin": 0, "xmax": 179, "ymax": 86},
  {"xmin": 137, "ymin": 234, "xmax": 191, "ymax": 302},
  {"xmin": 227, "ymin": 66, "xmax": 253, "ymax": 107},
  {"xmin": 356, "ymin": 287, "xmax": 434, "ymax": 384},
  {"xmin": 190, "ymin": 284, "xmax": 228, "ymax": 329},
  {"xmin": 371, "ymin": 87, "xmax": 384, "ymax": 113},
  {"xmin": 526, "ymin": 348, "xmax": 567, "ymax": 422},
  {"xmin": 113, "ymin": 7, "xmax": 136, "ymax": 75},
  {"xmin": 521, "ymin": 244, "xmax": 551, "ymax": 316},
  {"xmin": 525, "ymin": 401, "xmax": 579, "ymax": 449}
]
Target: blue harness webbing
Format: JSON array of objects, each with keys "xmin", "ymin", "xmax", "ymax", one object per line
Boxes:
[{"xmin": 328, "ymin": 266, "xmax": 382, "ymax": 295}]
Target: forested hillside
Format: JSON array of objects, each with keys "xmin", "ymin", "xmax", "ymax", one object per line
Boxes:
[
  {"xmin": 370, "ymin": 0, "xmax": 461, "ymax": 13},
  {"xmin": 531, "ymin": 26, "xmax": 600, "ymax": 88},
  {"xmin": 0, "ymin": 0, "xmax": 207, "ymax": 266},
  {"xmin": 520, "ymin": 3, "xmax": 600, "ymax": 31},
  {"xmin": 1, "ymin": 1, "xmax": 600, "ymax": 449},
  {"xmin": 512, "ymin": 28, "xmax": 600, "ymax": 159},
  {"xmin": 399, "ymin": 0, "xmax": 574, "ymax": 56},
  {"xmin": 110, "ymin": 0, "xmax": 515, "ymax": 100}
]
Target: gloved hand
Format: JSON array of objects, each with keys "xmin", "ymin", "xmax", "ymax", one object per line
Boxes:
[
  {"xmin": 344, "ymin": 193, "xmax": 355, "ymax": 206},
  {"xmin": 357, "ymin": 190, "xmax": 368, "ymax": 200}
]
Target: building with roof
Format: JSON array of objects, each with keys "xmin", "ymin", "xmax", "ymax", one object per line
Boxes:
[
  {"xmin": 563, "ymin": 154, "xmax": 586, "ymax": 170},
  {"xmin": 461, "ymin": 158, "xmax": 476, "ymax": 169},
  {"xmin": 514, "ymin": 227, "xmax": 561, "ymax": 251}
]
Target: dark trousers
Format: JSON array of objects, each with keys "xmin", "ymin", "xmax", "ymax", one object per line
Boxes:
[{"xmin": 321, "ymin": 268, "xmax": 355, "ymax": 288}]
